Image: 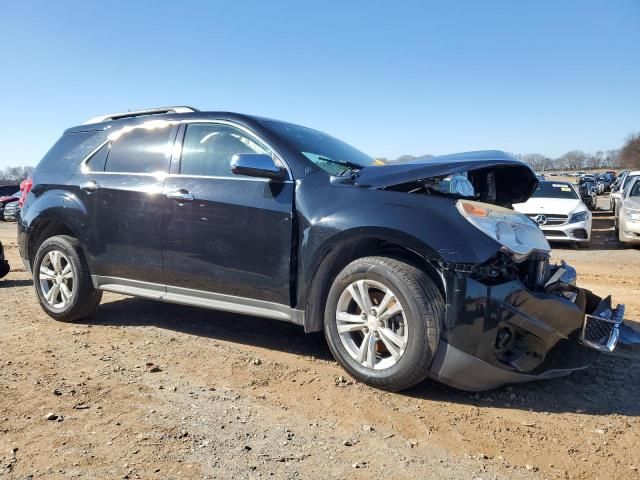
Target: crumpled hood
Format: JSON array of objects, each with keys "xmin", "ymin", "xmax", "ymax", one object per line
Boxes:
[{"xmin": 355, "ymin": 150, "xmax": 538, "ymax": 205}]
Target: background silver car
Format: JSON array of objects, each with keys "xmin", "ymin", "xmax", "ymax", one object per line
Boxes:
[
  {"xmin": 3, "ymin": 200, "xmax": 19, "ymax": 221},
  {"xmin": 617, "ymin": 177, "xmax": 640, "ymax": 246}
]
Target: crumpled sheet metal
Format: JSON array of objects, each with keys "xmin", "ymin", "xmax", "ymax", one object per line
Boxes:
[{"xmin": 619, "ymin": 322, "xmax": 640, "ymax": 345}]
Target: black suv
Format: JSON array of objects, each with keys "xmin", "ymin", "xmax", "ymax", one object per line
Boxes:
[{"xmin": 18, "ymin": 106, "xmax": 623, "ymax": 391}]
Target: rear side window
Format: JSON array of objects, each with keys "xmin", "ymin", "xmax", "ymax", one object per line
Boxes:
[
  {"xmin": 37, "ymin": 131, "xmax": 96, "ymax": 172},
  {"xmin": 104, "ymin": 124, "xmax": 175, "ymax": 174},
  {"xmin": 85, "ymin": 143, "xmax": 111, "ymax": 172},
  {"xmin": 180, "ymin": 123, "xmax": 271, "ymax": 177}
]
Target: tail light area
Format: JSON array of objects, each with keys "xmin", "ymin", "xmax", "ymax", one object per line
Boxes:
[{"xmin": 19, "ymin": 177, "xmax": 33, "ymax": 207}]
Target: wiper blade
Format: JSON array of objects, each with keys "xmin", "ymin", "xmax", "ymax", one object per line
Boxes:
[{"xmin": 318, "ymin": 156, "xmax": 362, "ymax": 174}]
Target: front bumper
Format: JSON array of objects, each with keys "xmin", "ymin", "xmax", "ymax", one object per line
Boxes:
[
  {"xmin": 619, "ymin": 216, "xmax": 640, "ymax": 244},
  {"xmin": 3, "ymin": 210, "xmax": 18, "ymax": 221},
  {"xmin": 429, "ymin": 261, "xmax": 624, "ymax": 391},
  {"xmin": 540, "ymin": 220, "xmax": 591, "ymax": 243}
]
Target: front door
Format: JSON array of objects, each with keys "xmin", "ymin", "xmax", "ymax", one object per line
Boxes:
[{"xmin": 161, "ymin": 122, "xmax": 294, "ymax": 305}]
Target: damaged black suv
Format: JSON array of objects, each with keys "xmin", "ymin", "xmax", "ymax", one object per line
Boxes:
[{"xmin": 18, "ymin": 106, "xmax": 625, "ymax": 391}]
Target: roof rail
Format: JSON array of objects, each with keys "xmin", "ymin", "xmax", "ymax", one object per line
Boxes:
[{"xmin": 83, "ymin": 106, "xmax": 200, "ymax": 125}]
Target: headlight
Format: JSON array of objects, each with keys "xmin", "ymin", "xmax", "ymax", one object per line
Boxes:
[
  {"xmin": 624, "ymin": 208, "xmax": 640, "ymax": 221},
  {"xmin": 457, "ymin": 200, "xmax": 550, "ymax": 260},
  {"xmin": 569, "ymin": 211, "xmax": 589, "ymax": 223}
]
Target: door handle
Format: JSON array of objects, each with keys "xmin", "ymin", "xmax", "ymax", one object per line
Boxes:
[
  {"xmin": 166, "ymin": 190, "xmax": 194, "ymax": 202},
  {"xmin": 80, "ymin": 181, "xmax": 100, "ymax": 192}
]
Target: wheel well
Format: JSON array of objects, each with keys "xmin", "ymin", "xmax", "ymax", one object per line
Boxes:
[
  {"xmin": 28, "ymin": 219, "xmax": 75, "ymax": 265},
  {"xmin": 303, "ymin": 238, "xmax": 445, "ymax": 333}
]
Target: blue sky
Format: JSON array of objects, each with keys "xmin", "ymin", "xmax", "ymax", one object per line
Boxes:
[{"xmin": 0, "ymin": 0, "xmax": 638, "ymax": 167}]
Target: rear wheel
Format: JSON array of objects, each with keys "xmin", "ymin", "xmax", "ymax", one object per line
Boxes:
[
  {"xmin": 324, "ymin": 256, "xmax": 443, "ymax": 391},
  {"xmin": 33, "ymin": 235, "xmax": 102, "ymax": 322}
]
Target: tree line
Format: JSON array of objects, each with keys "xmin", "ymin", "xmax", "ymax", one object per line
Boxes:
[{"xmin": 0, "ymin": 166, "xmax": 34, "ymax": 185}]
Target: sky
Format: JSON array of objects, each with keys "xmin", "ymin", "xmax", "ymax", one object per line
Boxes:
[{"xmin": 0, "ymin": 0, "xmax": 639, "ymax": 167}]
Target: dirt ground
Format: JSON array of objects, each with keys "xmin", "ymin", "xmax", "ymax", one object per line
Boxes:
[{"xmin": 1, "ymin": 195, "xmax": 639, "ymax": 480}]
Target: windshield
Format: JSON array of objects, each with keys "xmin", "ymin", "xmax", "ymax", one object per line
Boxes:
[
  {"xmin": 630, "ymin": 179, "xmax": 640, "ymax": 197},
  {"xmin": 531, "ymin": 182, "xmax": 578, "ymax": 199},
  {"xmin": 264, "ymin": 121, "xmax": 380, "ymax": 175}
]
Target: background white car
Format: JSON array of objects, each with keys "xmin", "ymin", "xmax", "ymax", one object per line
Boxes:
[
  {"xmin": 617, "ymin": 176, "xmax": 640, "ymax": 246},
  {"xmin": 514, "ymin": 181, "xmax": 592, "ymax": 248},
  {"xmin": 610, "ymin": 170, "xmax": 640, "ymax": 215}
]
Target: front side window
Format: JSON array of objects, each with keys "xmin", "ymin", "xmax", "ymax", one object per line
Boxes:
[
  {"xmin": 104, "ymin": 123, "xmax": 174, "ymax": 174},
  {"xmin": 180, "ymin": 123, "xmax": 271, "ymax": 177}
]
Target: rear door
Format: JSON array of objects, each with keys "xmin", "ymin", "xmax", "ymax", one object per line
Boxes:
[
  {"xmin": 161, "ymin": 122, "xmax": 294, "ymax": 305},
  {"xmin": 76, "ymin": 121, "xmax": 178, "ymax": 287}
]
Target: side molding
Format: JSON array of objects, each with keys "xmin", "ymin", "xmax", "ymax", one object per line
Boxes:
[{"xmin": 92, "ymin": 276, "xmax": 305, "ymax": 325}]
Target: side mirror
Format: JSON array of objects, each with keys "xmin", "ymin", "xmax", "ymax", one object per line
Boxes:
[
  {"xmin": 611, "ymin": 191, "xmax": 622, "ymax": 200},
  {"xmin": 230, "ymin": 154, "xmax": 286, "ymax": 180}
]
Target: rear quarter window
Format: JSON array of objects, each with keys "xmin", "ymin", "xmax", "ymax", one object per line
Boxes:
[{"xmin": 36, "ymin": 131, "xmax": 105, "ymax": 173}]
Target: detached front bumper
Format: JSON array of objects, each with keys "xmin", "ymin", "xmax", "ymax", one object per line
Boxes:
[{"xmin": 429, "ymin": 260, "xmax": 624, "ymax": 391}]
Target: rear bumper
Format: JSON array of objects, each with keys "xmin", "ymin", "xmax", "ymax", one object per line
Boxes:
[
  {"xmin": 428, "ymin": 263, "xmax": 623, "ymax": 391},
  {"xmin": 17, "ymin": 217, "xmax": 31, "ymax": 273}
]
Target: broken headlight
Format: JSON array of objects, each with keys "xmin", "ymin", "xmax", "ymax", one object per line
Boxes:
[{"xmin": 457, "ymin": 200, "xmax": 550, "ymax": 261}]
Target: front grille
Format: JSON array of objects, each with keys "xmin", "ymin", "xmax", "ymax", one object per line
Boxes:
[
  {"xmin": 526, "ymin": 214, "xmax": 568, "ymax": 226},
  {"xmin": 543, "ymin": 230, "xmax": 567, "ymax": 237},
  {"xmin": 580, "ymin": 304, "xmax": 624, "ymax": 352}
]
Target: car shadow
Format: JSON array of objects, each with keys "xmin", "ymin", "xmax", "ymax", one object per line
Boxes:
[
  {"xmin": 90, "ymin": 296, "xmax": 333, "ymax": 361},
  {"xmin": 0, "ymin": 279, "xmax": 33, "ymax": 288},
  {"xmin": 404, "ymin": 340, "xmax": 640, "ymax": 417},
  {"xmin": 88, "ymin": 296, "xmax": 640, "ymax": 417}
]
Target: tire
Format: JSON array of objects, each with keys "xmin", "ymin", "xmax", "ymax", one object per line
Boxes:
[
  {"xmin": 324, "ymin": 256, "xmax": 443, "ymax": 392},
  {"xmin": 33, "ymin": 235, "xmax": 102, "ymax": 322},
  {"xmin": 578, "ymin": 240, "xmax": 591, "ymax": 249}
]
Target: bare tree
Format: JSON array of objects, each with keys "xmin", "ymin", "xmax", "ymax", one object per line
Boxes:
[
  {"xmin": 0, "ymin": 166, "xmax": 34, "ymax": 185},
  {"xmin": 604, "ymin": 149, "xmax": 621, "ymax": 168},
  {"xmin": 620, "ymin": 133, "xmax": 640, "ymax": 170},
  {"xmin": 559, "ymin": 150, "xmax": 588, "ymax": 170},
  {"xmin": 520, "ymin": 153, "xmax": 551, "ymax": 171}
]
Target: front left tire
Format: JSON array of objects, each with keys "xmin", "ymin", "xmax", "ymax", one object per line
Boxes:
[
  {"xmin": 33, "ymin": 235, "xmax": 102, "ymax": 322},
  {"xmin": 323, "ymin": 256, "xmax": 443, "ymax": 392}
]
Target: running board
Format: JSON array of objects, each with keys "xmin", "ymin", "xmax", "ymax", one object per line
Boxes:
[{"xmin": 92, "ymin": 275, "xmax": 304, "ymax": 325}]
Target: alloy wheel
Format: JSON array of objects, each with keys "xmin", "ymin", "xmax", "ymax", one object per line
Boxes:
[
  {"xmin": 335, "ymin": 279, "xmax": 408, "ymax": 370},
  {"xmin": 39, "ymin": 250, "xmax": 74, "ymax": 309}
]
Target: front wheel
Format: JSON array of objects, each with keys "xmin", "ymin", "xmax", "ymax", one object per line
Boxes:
[
  {"xmin": 33, "ymin": 235, "xmax": 102, "ymax": 322},
  {"xmin": 324, "ymin": 256, "xmax": 443, "ymax": 391}
]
